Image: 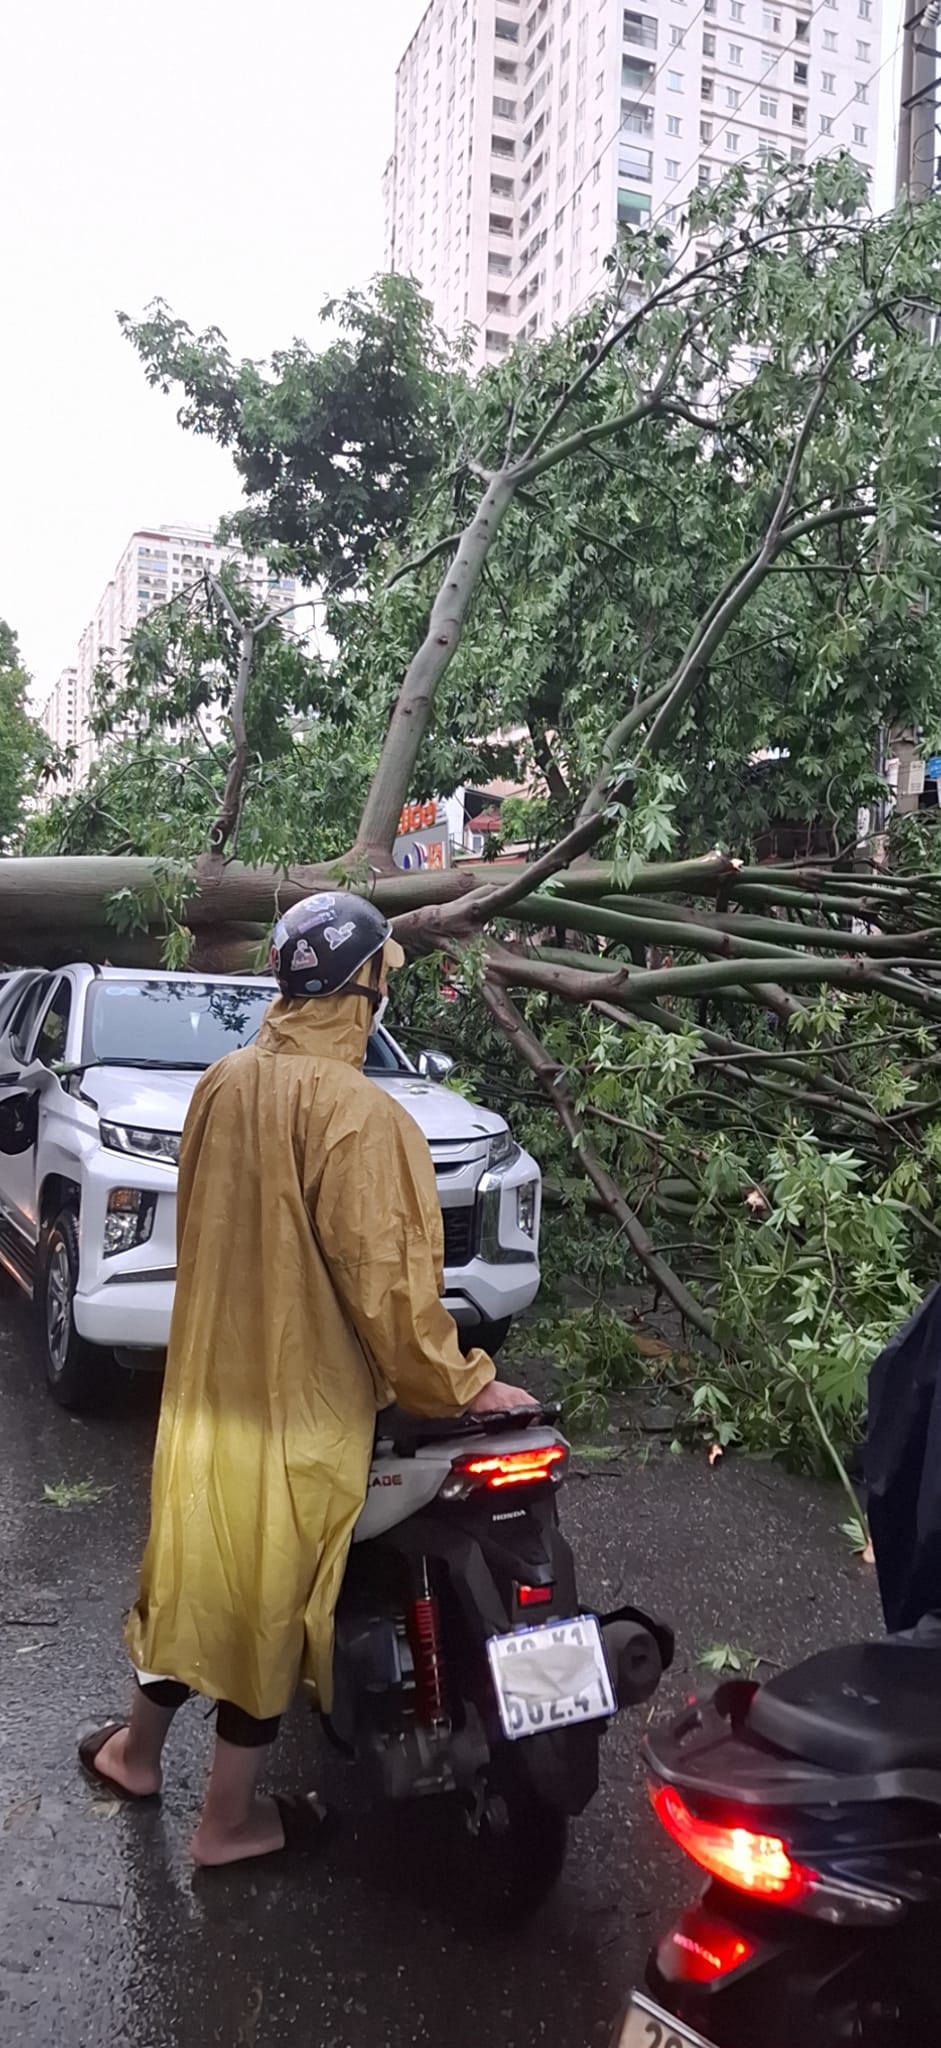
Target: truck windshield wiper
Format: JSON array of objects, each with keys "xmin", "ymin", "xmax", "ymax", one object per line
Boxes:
[{"xmin": 56, "ymin": 1058, "xmax": 209, "ymax": 1076}]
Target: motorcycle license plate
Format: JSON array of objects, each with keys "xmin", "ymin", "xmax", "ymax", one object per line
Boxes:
[
  {"xmin": 486, "ymin": 1613, "xmax": 616, "ymax": 1740},
  {"xmin": 618, "ymin": 1991, "xmax": 717, "ymax": 2048}
]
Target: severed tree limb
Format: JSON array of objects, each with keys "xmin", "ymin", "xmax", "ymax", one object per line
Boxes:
[{"xmin": 482, "ymin": 980, "xmax": 727, "ymax": 1349}]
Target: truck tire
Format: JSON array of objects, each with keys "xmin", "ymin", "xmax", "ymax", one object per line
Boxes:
[
  {"xmin": 460, "ymin": 1316, "xmax": 511, "ymax": 1359},
  {"xmin": 38, "ymin": 1209, "xmax": 106, "ymax": 1411}
]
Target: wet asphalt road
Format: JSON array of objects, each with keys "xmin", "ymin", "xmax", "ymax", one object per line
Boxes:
[{"xmin": 0, "ymin": 1291, "xmax": 881, "ymax": 2048}]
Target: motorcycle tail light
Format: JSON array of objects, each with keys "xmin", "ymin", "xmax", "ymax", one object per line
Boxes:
[
  {"xmin": 658, "ymin": 1907, "xmax": 755, "ymax": 1986},
  {"xmin": 517, "ymin": 1582, "xmax": 554, "ymax": 1607},
  {"xmin": 441, "ymin": 1442, "xmax": 568, "ymax": 1499},
  {"xmin": 650, "ymin": 1784, "xmax": 814, "ymax": 1904}
]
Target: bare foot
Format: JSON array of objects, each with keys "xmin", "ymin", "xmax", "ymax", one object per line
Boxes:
[
  {"xmin": 190, "ymin": 1794, "xmax": 286, "ymax": 1867},
  {"xmin": 92, "ymin": 1727, "xmax": 162, "ymax": 1798}
]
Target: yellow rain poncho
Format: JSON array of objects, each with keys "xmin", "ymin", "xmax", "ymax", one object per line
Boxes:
[{"xmin": 125, "ymin": 981, "xmax": 494, "ymax": 1719}]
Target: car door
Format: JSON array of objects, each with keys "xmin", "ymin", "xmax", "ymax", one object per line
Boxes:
[{"xmin": 0, "ymin": 974, "xmax": 53, "ymax": 1261}]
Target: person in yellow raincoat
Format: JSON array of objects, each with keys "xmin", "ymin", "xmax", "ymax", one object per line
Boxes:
[{"xmin": 79, "ymin": 892, "xmax": 535, "ymax": 1865}]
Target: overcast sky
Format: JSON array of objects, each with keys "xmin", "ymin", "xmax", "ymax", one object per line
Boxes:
[
  {"xmin": 2, "ymin": 1, "xmax": 902, "ymax": 702},
  {"xmin": 0, "ymin": 0, "xmax": 424, "ymax": 699}
]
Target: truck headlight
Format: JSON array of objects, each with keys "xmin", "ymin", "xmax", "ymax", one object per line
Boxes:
[
  {"xmin": 100, "ymin": 1122, "xmax": 180, "ymax": 1167},
  {"xmin": 104, "ymin": 1189, "xmax": 156, "ymax": 1258},
  {"xmin": 517, "ymin": 1180, "xmax": 538, "ymax": 1237},
  {"xmin": 486, "ymin": 1130, "xmax": 520, "ymax": 1172}
]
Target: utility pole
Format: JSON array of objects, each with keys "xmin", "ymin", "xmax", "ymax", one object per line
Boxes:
[{"xmin": 896, "ymin": 2, "xmax": 940, "ymax": 203}]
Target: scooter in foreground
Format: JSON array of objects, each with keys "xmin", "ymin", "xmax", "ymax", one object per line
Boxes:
[
  {"xmin": 616, "ymin": 1620, "xmax": 941, "ymax": 2047},
  {"xmin": 324, "ymin": 1400, "xmax": 674, "ymax": 1915}
]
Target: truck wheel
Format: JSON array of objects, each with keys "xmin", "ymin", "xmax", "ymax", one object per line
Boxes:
[
  {"xmin": 38, "ymin": 1210, "xmax": 106, "ymax": 1411},
  {"xmin": 460, "ymin": 1316, "xmax": 511, "ymax": 1358},
  {"xmin": 460, "ymin": 1751, "xmax": 568, "ymax": 1921}
]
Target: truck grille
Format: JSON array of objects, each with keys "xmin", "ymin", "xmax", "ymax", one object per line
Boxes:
[{"xmin": 442, "ymin": 1206, "xmax": 476, "ymax": 1268}]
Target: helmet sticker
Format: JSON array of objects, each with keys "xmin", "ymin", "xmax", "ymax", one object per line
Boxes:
[
  {"xmin": 302, "ymin": 976, "xmax": 324, "ymax": 993},
  {"xmin": 323, "ymin": 922, "xmax": 356, "ymax": 951},
  {"xmin": 291, "ymin": 937, "xmax": 318, "ymax": 969}
]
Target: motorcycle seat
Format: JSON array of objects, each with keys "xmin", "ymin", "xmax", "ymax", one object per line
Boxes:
[{"xmin": 748, "ymin": 1640, "xmax": 941, "ymax": 1774}]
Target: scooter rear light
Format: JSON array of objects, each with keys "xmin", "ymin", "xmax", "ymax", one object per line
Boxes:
[
  {"xmin": 651, "ymin": 1784, "xmax": 814, "ymax": 1904},
  {"xmin": 660, "ymin": 1911, "xmax": 755, "ymax": 1986},
  {"xmin": 441, "ymin": 1443, "xmax": 568, "ymax": 1498},
  {"xmin": 517, "ymin": 1582, "xmax": 554, "ymax": 1607}
]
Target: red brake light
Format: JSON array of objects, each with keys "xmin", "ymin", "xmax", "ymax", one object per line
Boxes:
[
  {"xmin": 651, "ymin": 1784, "xmax": 814, "ymax": 1904},
  {"xmin": 517, "ymin": 1582, "xmax": 554, "ymax": 1607},
  {"xmin": 452, "ymin": 1444, "xmax": 567, "ymax": 1492}
]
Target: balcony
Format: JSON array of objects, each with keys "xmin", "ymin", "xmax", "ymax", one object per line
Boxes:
[
  {"xmin": 618, "ymin": 187, "xmax": 652, "ymax": 228},
  {"xmin": 622, "ymin": 54, "xmax": 655, "ymax": 93},
  {"xmin": 618, "ymin": 142, "xmax": 653, "ymax": 181},
  {"xmin": 621, "ymin": 102, "xmax": 653, "ymax": 136},
  {"xmin": 623, "ymin": 9, "xmax": 657, "ymax": 50}
]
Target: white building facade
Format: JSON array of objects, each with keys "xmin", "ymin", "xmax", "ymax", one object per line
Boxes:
[
  {"xmin": 45, "ymin": 523, "xmax": 299, "ymax": 786},
  {"xmin": 384, "ymin": 0, "xmax": 884, "ymax": 367}
]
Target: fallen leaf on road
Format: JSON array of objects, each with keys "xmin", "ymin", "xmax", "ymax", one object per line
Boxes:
[
  {"xmin": 632, "ymin": 1334, "xmax": 672, "ymax": 1360},
  {"xmin": 862, "ymin": 1538, "xmax": 875, "ymax": 1566},
  {"xmin": 708, "ymin": 1443, "xmax": 723, "ymax": 1467},
  {"xmin": 15, "ymin": 1644, "xmax": 49, "ymax": 1655},
  {"xmin": 90, "ymin": 1795, "xmax": 122, "ymax": 1821},
  {"xmin": 3, "ymin": 1794, "xmax": 40, "ymax": 1831}
]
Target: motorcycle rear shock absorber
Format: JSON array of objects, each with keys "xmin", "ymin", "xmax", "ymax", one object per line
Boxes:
[{"xmin": 407, "ymin": 1555, "xmax": 450, "ymax": 1734}]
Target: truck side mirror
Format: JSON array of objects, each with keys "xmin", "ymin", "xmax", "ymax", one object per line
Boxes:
[{"xmin": 417, "ymin": 1049, "xmax": 455, "ymax": 1083}]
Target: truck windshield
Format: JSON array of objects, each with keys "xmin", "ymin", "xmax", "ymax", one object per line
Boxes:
[{"xmin": 82, "ymin": 981, "xmax": 406, "ymax": 1073}]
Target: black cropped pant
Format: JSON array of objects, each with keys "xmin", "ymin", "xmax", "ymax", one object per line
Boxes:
[{"xmin": 136, "ymin": 1674, "xmax": 281, "ymax": 1748}]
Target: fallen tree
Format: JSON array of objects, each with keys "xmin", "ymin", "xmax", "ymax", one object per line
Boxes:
[{"xmin": 12, "ymin": 159, "xmax": 941, "ymax": 1467}]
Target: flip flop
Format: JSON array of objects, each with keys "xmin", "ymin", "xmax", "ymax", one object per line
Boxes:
[
  {"xmin": 78, "ymin": 1722, "xmax": 160, "ymax": 1803},
  {"xmin": 192, "ymin": 1793, "xmax": 330, "ymax": 1872}
]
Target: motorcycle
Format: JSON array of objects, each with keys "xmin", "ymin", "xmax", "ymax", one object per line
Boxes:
[
  {"xmin": 323, "ymin": 1399, "xmax": 674, "ymax": 1915},
  {"xmin": 616, "ymin": 1618, "xmax": 941, "ymax": 2047}
]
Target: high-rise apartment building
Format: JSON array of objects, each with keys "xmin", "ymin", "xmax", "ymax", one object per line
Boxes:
[
  {"xmin": 40, "ymin": 667, "xmax": 79, "ymax": 759},
  {"xmin": 384, "ymin": 0, "xmax": 884, "ymax": 366},
  {"xmin": 43, "ymin": 523, "xmax": 299, "ymax": 786}
]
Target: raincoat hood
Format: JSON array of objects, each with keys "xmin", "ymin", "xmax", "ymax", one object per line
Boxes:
[{"xmin": 256, "ymin": 993, "xmax": 374, "ymax": 1070}]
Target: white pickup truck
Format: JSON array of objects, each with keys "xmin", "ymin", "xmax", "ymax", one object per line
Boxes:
[{"xmin": 0, "ymin": 967, "xmax": 541, "ymax": 1408}]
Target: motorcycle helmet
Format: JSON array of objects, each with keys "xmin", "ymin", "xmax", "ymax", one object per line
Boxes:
[{"xmin": 269, "ymin": 892, "xmax": 392, "ymax": 1003}]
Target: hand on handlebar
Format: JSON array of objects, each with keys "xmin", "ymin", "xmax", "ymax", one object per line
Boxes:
[{"xmin": 469, "ymin": 1379, "xmax": 540, "ymax": 1415}]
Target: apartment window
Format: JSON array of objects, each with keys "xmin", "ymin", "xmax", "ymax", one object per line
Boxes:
[
  {"xmin": 759, "ymin": 93, "xmax": 777, "ymax": 117},
  {"xmin": 598, "ymin": 25, "xmax": 605, "ymax": 47},
  {"xmin": 728, "ymin": 42, "xmax": 742, "ymax": 65},
  {"xmin": 730, "ymin": 0, "xmax": 744, "ymax": 17},
  {"xmin": 555, "ymin": 245, "xmax": 564, "ymax": 264},
  {"xmin": 553, "ymin": 290, "xmax": 562, "ymax": 311},
  {"xmin": 487, "ymin": 291, "xmax": 510, "ymax": 311},
  {"xmin": 823, "ymin": 29, "xmax": 837, "ymax": 49},
  {"xmin": 493, "ymin": 95, "xmax": 516, "ymax": 117},
  {"xmin": 859, "ymin": 0, "xmax": 872, "ymax": 15},
  {"xmin": 726, "ymin": 85, "xmax": 740, "ymax": 108},
  {"xmin": 856, "ymin": 38, "xmax": 870, "ymax": 58},
  {"xmin": 622, "ymin": 55, "xmax": 655, "ymax": 90},
  {"xmin": 486, "ymin": 329, "xmax": 511, "ymax": 353},
  {"xmin": 593, "ymin": 159, "xmax": 602, "ymax": 182},
  {"xmin": 495, "ymin": 17, "xmax": 520, "ymax": 40},
  {"xmin": 671, "ymin": 24, "xmax": 684, "ymax": 43},
  {"xmin": 698, "ymin": 162, "xmax": 711, "ymax": 187},
  {"xmin": 762, "ymin": 47, "xmax": 778, "ymax": 75},
  {"xmin": 488, "ymin": 250, "xmax": 513, "ymax": 272},
  {"xmin": 667, "ymin": 112, "xmax": 681, "ymax": 133},
  {"xmin": 790, "ymin": 142, "xmax": 804, "ymax": 162},
  {"xmin": 855, "ymin": 80, "xmax": 868, "ymax": 101},
  {"xmin": 492, "ymin": 133, "xmax": 516, "ymax": 156},
  {"xmin": 703, "ymin": 30, "xmax": 716, "ymax": 54},
  {"xmin": 591, "ymin": 202, "xmax": 600, "ymax": 226},
  {"xmin": 704, "ymin": 0, "xmax": 717, "ymax": 13},
  {"xmin": 726, "ymin": 129, "xmax": 739, "ymax": 152},
  {"xmin": 666, "ymin": 155, "xmax": 681, "ymax": 175},
  {"xmin": 819, "ymin": 113, "xmax": 833, "ymax": 133},
  {"xmin": 668, "ymin": 68, "xmax": 683, "ymax": 88},
  {"xmin": 701, "ymin": 73, "xmax": 714, "ymax": 96},
  {"xmin": 623, "ymin": 102, "xmax": 654, "ymax": 133},
  {"xmin": 793, "ymin": 59, "xmax": 808, "ymax": 84},
  {"xmin": 853, "ymin": 121, "xmax": 867, "ymax": 144},
  {"xmin": 489, "ymin": 211, "xmax": 513, "ymax": 236},
  {"xmin": 792, "ymin": 100, "xmax": 806, "ymax": 125},
  {"xmin": 618, "ymin": 140, "xmax": 653, "ymax": 179},
  {"xmin": 700, "ymin": 118, "xmax": 712, "ymax": 141},
  {"xmin": 822, "ymin": 71, "xmax": 834, "ymax": 93},
  {"xmin": 491, "ymin": 173, "xmax": 515, "ymax": 196},
  {"xmin": 617, "ymin": 186, "xmax": 652, "ymax": 226},
  {"xmin": 795, "ymin": 16, "xmax": 809, "ymax": 38},
  {"xmin": 763, "ymin": 6, "xmax": 782, "ymax": 31},
  {"xmin": 595, "ymin": 113, "xmax": 603, "ymax": 137},
  {"xmin": 494, "ymin": 57, "xmax": 518, "ymax": 79},
  {"xmin": 589, "ymin": 244, "xmax": 598, "ymax": 268},
  {"xmin": 623, "ymin": 10, "xmax": 657, "ymax": 49},
  {"xmin": 595, "ymin": 68, "xmax": 604, "ymax": 92}
]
